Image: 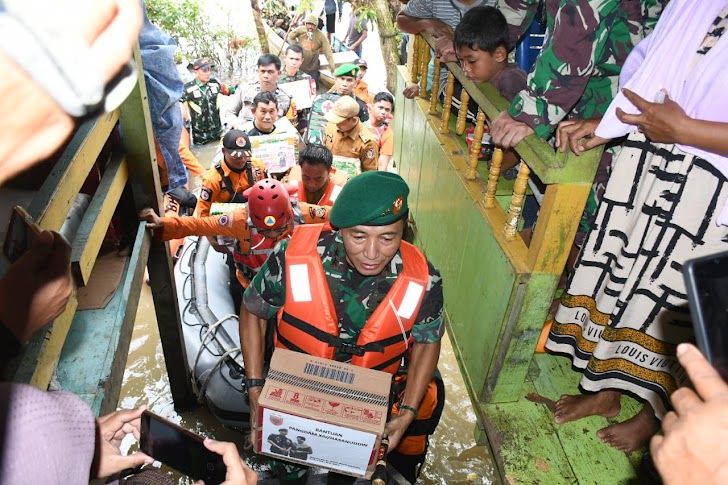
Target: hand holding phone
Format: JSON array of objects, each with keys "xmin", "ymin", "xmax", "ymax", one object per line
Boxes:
[{"xmin": 139, "ymin": 411, "xmax": 227, "ymax": 485}]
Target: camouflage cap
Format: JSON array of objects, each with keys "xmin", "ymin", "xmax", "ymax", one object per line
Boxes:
[
  {"xmin": 334, "ymin": 63, "xmax": 359, "ymax": 78},
  {"xmin": 330, "ymin": 171, "xmax": 409, "ymax": 228}
]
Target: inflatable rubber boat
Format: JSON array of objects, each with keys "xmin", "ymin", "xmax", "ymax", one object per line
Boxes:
[{"xmin": 174, "ymin": 235, "xmax": 250, "ymax": 429}]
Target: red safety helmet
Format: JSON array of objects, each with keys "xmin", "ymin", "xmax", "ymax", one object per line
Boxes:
[{"xmin": 244, "ymin": 179, "xmax": 296, "ymax": 230}]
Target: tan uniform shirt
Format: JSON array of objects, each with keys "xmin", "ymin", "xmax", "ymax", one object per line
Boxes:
[{"xmin": 324, "ymin": 121, "xmax": 379, "ymax": 172}]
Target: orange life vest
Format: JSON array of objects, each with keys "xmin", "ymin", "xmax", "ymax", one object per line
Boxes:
[
  {"xmin": 233, "ymin": 230, "xmax": 281, "ymax": 285},
  {"xmin": 287, "ymin": 165, "xmax": 347, "ymax": 207},
  {"xmin": 276, "ymin": 224, "xmax": 429, "ymax": 374},
  {"xmin": 277, "ymin": 224, "xmax": 443, "ymax": 459}
]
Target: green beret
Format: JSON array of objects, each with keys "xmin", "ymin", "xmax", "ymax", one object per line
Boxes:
[
  {"xmin": 334, "ymin": 63, "xmax": 359, "ymax": 77},
  {"xmin": 330, "ymin": 172, "xmax": 409, "ymax": 228}
]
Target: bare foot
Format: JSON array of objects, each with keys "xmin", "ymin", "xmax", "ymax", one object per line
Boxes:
[
  {"xmin": 553, "ymin": 390, "xmax": 621, "ymax": 424},
  {"xmin": 597, "ymin": 404, "xmax": 660, "ymax": 452}
]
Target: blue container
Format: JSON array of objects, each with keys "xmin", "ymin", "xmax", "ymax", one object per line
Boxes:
[{"xmin": 515, "ymin": 18, "xmax": 546, "ymax": 72}]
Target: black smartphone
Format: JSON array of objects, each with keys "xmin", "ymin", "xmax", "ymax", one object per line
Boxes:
[
  {"xmin": 139, "ymin": 410, "xmax": 227, "ymax": 485},
  {"xmin": 3, "ymin": 206, "xmax": 41, "ymax": 263},
  {"xmin": 683, "ymin": 251, "xmax": 728, "ymax": 381}
]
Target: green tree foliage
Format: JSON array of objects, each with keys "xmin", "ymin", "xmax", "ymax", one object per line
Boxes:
[{"xmin": 147, "ymin": 0, "xmax": 258, "ymax": 79}]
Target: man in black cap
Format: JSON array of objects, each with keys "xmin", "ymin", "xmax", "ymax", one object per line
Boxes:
[
  {"xmin": 196, "ymin": 130, "xmax": 266, "ymax": 220},
  {"xmin": 240, "ymin": 171, "xmax": 445, "ymax": 483},
  {"xmin": 180, "ymin": 58, "xmax": 236, "ymax": 145}
]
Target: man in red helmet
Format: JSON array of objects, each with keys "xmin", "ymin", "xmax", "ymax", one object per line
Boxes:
[{"xmin": 139, "ymin": 178, "xmax": 330, "ymax": 291}]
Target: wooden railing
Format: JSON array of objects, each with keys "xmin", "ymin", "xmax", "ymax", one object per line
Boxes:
[
  {"xmin": 1, "ymin": 47, "xmax": 195, "ymax": 415},
  {"xmin": 398, "ymin": 34, "xmax": 603, "ymax": 404}
]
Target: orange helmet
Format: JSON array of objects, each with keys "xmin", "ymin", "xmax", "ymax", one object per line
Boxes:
[{"xmin": 244, "ymin": 179, "xmax": 297, "ymax": 229}]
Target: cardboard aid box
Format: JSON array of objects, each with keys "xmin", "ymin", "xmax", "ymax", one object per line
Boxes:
[{"xmin": 256, "ymin": 348, "xmax": 392, "ymax": 478}]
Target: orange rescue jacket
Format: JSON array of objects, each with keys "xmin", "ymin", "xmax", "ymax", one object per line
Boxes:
[{"xmin": 276, "ymin": 224, "xmax": 429, "ymax": 374}]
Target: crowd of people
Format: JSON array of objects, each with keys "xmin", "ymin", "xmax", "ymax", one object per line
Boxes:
[{"xmin": 3, "ymin": 0, "xmax": 728, "ymax": 483}]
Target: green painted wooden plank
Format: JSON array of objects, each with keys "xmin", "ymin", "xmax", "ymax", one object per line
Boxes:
[
  {"xmin": 393, "ymin": 72, "xmax": 408, "ymax": 176},
  {"xmin": 56, "ymin": 223, "xmax": 150, "ymax": 416},
  {"xmin": 401, "ymin": 100, "xmax": 428, "ymax": 223},
  {"xmin": 529, "ymin": 354, "xmax": 640, "ymax": 484},
  {"xmin": 489, "ymin": 273, "xmax": 558, "ymax": 402},
  {"xmin": 480, "ymin": 389, "xmax": 577, "ymax": 484},
  {"xmin": 120, "ymin": 46, "xmax": 196, "ymax": 409}
]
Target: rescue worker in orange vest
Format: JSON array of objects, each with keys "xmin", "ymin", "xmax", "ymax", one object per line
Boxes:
[
  {"xmin": 139, "ymin": 178, "xmax": 331, "ymax": 295},
  {"xmin": 196, "ymin": 130, "xmax": 267, "ymax": 242},
  {"xmin": 286, "ymin": 144, "xmax": 348, "ymax": 217},
  {"xmin": 239, "ymin": 171, "xmax": 445, "ymax": 484}
]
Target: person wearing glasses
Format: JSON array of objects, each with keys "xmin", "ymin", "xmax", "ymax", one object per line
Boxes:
[{"xmin": 180, "ymin": 58, "xmax": 236, "ymax": 145}]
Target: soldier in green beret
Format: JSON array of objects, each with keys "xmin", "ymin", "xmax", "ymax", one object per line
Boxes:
[
  {"xmin": 240, "ymin": 171, "xmax": 445, "ymax": 484},
  {"xmin": 327, "ymin": 62, "xmax": 369, "ymax": 122}
]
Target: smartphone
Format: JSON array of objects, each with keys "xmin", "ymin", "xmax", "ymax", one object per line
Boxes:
[
  {"xmin": 139, "ymin": 410, "xmax": 227, "ymax": 484},
  {"xmin": 3, "ymin": 206, "xmax": 41, "ymax": 263},
  {"xmin": 683, "ymin": 251, "xmax": 728, "ymax": 381}
]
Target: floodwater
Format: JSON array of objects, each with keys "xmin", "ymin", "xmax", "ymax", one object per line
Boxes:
[{"xmin": 119, "ymin": 142, "xmax": 498, "ymax": 483}]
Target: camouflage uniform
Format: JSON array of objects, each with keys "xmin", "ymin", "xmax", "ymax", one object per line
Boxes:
[
  {"xmin": 181, "ymin": 79, "xmax": 234, "ymax": 145},
  {"xmin": 244, "ymin": 229, "xmax": 443, "ymax": 481},
  {"xmin": 244, "ymin": 231, "xmax": 445, "ymax": 361},
  {"xmin": 499, "ymin": 0, "xmax": 664, "ymax": 242},
  {"xmin": 279, "ymin": 70, "xmax": 312, "ymax": 84},
  {"xmin": 262, "ymin": 0, "xmax": 290, "ymax": 29}
]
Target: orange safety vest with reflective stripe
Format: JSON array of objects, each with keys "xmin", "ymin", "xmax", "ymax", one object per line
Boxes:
[
  {"xmin": 276, "ymin": 224, "xmax": 429, "ymax": 373},
  {"xmin": 276, "ymin": 224, "xmax": 442, "ymax": 457}
]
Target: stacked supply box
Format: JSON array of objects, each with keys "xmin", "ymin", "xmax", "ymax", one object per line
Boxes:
[{"xmin": 256, "ymin": 349, "xmax": 392, "ymax": 478}]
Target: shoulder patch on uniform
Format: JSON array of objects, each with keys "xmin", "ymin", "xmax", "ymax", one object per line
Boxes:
[
  {"xmin": 219, "ymin": 214, "xmax": 230, "ymax": 226},
  {"xmin": 200, "ymin": 187, "xmax": 212, "ymax": 201},
  {"xmin": 365, "ymin": 149, "xmax": 374, "ymax": 159}
]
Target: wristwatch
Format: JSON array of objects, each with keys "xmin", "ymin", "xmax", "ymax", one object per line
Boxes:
[{"xmin": 245, "ymin": 378, "xmax": 266, "ymax": 390}]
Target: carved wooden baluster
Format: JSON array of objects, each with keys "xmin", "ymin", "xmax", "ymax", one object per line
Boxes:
[
  {"xmin": 411, "ymin": 36, "xmax": 421, "ymax": 84},
  {"xmin": 456, "ymin": 89, "xmax": 470, "ymax": 135},
  {"xmin": 467, "ymin": 108, "xmax": 486, "ymax": 180},
  {"xmin": 418, "ymin": 44, "xmax": 431, "ymax": 99},
  {"xmin": 484, "ymin": 147, "xmax": 503, "ymax": 207},
  {"xmin": 504, "ymin": 161, "xmax": 531, "ymax": 240},
  {"xmin": 440, "ymin": 72, "xmax": 456, "ymax": 134},
  {"xmin": 429, "ymin": 56, "xmax": 441, "ymax": 114}
]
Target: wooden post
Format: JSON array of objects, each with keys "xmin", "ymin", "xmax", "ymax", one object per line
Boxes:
[
  {"xmin": 504, "ymin": 162, "xmax": 531, "ymax": 240},
  {"xmin": 410, "ymin": 35, "xmax": 421, "ymax": 84},
  {"xmin": 484, "ymin": 147, "xmax": 503, "ymax": 207},
  {"xmin": 418, "ymin": 43, "xmax": 431, "ymax": 99},
  {"xmin": 440, "ymin": 72, "xmax": 455, "ymax": 134},
  {"xmin": 467, "ymin": 109, "xmax": 486, "ymax": 180},
  {"xmin": 429, "ymin": 56, "xmax": 441, "ymax": 114},
  {"xmin": 119, "ymin": 46, "xmax": 196, "ymax": 410},
  {"xmin": 456, "ymin": 89, "xmax": 470, "ymax": 135}
]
